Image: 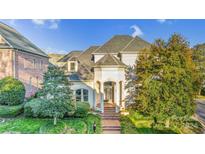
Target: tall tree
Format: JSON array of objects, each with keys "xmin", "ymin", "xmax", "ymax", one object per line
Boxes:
[
  {"xmin": 39, "ymin": 66, "xmax": 75, "ymax": 125},
  {"xmin": 133, "ymin": 34, "xmax": 196, "ymax": 125},
  {"xmin": 192, "ymin": 43, "xmax": 205, "ymax": 95}
]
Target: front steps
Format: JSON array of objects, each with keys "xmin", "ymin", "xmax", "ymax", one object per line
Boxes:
[{"xmin": 101, "ymin": 106, "xmax": 121, "ymax": 134}]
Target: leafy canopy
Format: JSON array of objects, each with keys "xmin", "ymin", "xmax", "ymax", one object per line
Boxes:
[
  {"xmin": 39, "ymin": 66, "xmax": 75, "ymax": 124},
  {"xmin": 133, "ymin": 34, "xmax": 196, "ymax": 120}
]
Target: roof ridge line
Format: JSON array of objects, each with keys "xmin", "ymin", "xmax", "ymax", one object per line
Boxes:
[
  {"xmin": 120, "ymin": 37, "xmax": 135, "ymax": 52},
  {"xmin": 0, "ymin": 34, "xmax": 13, "ymax": 48},
  {"xmin": 110, "ymin": 53, "xmax": 120, "ymax": 64}
]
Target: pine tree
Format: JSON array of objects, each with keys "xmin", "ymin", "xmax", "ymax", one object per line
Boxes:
[
  {"xmin": 39, "ymin": 66, "xmax": 75, "ymax": 125},
  {"xmin": 132, "ymin": 34, "xmax": 196, "ymax": 125}
]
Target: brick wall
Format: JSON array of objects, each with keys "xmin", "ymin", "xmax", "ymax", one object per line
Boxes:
[
  {"xmin": 0, "ymin": 49, "xmax": 13, "ymax": 79},
  {"xmin": 15, "ymin": 50, "xmax": 48, "ymax": 97}
]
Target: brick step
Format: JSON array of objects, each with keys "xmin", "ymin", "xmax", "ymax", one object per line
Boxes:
[
  {"xmin": 103, "ymin": 128, "xmax": 121, "ymax": 131},
  {"xmin": 102, "ymin": 117, "xmax": 120, "ymax": 120},
  {"xmin": 101, "ymin": 114, "xmax": 120, "ymax": 118},
  {"xmin": 102, "ymin": 115, "xmax": 119, "ymax": 117},
  {"xmin": 104, "ymin": 110, "xmax": 116, "ymax": 112},
  {"xmin": 104, "ymin": 108, "xmax": 115, "ymax": 110},
  {"xmin": 103, "ymin": 126, "xmax": 120, "ymax": 128},
  {"xmin": 102, "ymin": 113, "xmax": 119, "ymax": 115},
  {"xmin": 104, "ymin": 110, "xmax": 116, "ymax": 113}
]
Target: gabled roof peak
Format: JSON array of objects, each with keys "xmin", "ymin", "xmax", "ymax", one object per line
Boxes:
[{"xmin": 94, "ymin": 53, "xmax": 125, "ymax": 67}]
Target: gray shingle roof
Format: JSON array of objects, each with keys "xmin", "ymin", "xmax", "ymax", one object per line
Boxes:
[
  {"xmin": 94, "ymin": 35, "xmax": 133, "ymax": 54},
  {"xmin": 0, "ymin": 22, "xmax": 48, "ymax": 57},
  {"xmin": 78, "ymin": 46, "xmax": 99, "ymax": 67},
  {"xmin": 94, "ymin": 54, "xmax": 126, "ymax": 67},
  {"xmin": 93, "ymin": 35, "xmax": 150, "ymax": 54},
  {"xmin": 58, "ymin": 50, "xmax": 82, "ymax": 62},
  {"xmin": 121, "ymin": 36, "xmax": 150, "ymax": 52}
]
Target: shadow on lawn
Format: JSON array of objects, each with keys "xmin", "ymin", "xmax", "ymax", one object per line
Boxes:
[{"xmin": 120, "ymin": 116, "xmax": 177, "ymax": 134}]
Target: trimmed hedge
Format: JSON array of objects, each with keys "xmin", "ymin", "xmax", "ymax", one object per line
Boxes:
[
  {"xmin": 73, "ymin": 102, "xmax": 90, "ymax": 118},
  {"xmin": 24, "ymin": 98, "xmax": 46, "ymax": 117},
  {"xmin": 0, "ymin": 104, "xmax": 24, "ymax": 117},
  {"xmin": 0, "ymin": 77, "xmax": 25, "ymax": 105}
]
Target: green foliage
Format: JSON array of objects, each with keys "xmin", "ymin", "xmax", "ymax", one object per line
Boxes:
[
  {"xmin": 125, "ymin": 66, "xmax": 137, "ymax": 106},
  {"xmin": 0, "ymin": 77, "xmax": 25, "ymax": 105},
  {"xmin": 120, "ymin": 111, "xmax": 203, "ymax": 134},
  {"xmin": 0, "ymin": 104, "xmax": 24, "ymax": 118},
  {"xmin": 84, "ymin": 114, "xmax": 102, "ymax": 134},
  {"xmin": 24, "ymin": 98, "xmax": 47, "ymax": 117},
  {"xmin": 133, "ymin": 34, "xmax": 196, "ymax": 122},
  {"xmin": 73, "ymin": 102, "xmax": 90, "ymax": 118},
  {"xmin": 0, "ymin": 114, "xmax": 101, "ymax": 134},
  {"xmin": 38, "ymin": 66, "xmax": 75, "ymax": 125},
  {"xmin": 192, "ymin": 43, "xmax": 205, "ymax": 95}
]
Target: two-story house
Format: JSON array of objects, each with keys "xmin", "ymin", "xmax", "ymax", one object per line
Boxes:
[{"xmin": 58, "ymin": 35, "xmax": 150, "ymax": 112}]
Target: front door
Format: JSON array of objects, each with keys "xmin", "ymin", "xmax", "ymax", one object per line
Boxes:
[{"xmin": 104, "ymin": 82, "xmax": 114, "ymax": 104}]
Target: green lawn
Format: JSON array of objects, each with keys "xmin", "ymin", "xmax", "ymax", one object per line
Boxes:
[
  {"xmin": 120, "ymin": 112, "xmax": 203, "ymax": 134},
  {"xmin": 0, "ymin": 113, "xmax": 102, "ymax": 134}
]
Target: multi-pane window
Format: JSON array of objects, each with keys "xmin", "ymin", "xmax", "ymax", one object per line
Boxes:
[
  {"xmin": 70, "ymin": 62, "xmax": 75, "ymax": 72},
  {"xmin": 75, "ymin": 89, "xmax": 89, "ymax": 102},
  {"xmin": 83, "ymin": 89, "xmax": 88, "ymax": 101}
]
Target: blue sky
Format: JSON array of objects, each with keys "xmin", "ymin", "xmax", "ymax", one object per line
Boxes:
[{"xmin": 1, "ymin": 19, "xmax": 205, "ymax": 54}]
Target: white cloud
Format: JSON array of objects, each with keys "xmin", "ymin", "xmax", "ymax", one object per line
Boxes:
[
  {"xmin": 130, "ymin": 25, "xmax": 143, "ymax": 37},
  {"xmin": 32, "ymin": 19, "xmax": 45, "ymax": 25},
  {"xmin": 157, "ymin": 19, "xmax": 166, "ymax": 23},
  {"xmin": 31, "ymin": 19, "xmax": 60, "ymax": 29}
]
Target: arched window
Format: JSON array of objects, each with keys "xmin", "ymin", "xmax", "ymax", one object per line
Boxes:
[{"xmin": 75, "ymin": 89, "xmax": 89, "ymax": 102}]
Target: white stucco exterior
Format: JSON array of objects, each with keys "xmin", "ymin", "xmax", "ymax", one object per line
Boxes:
[
  {"xmin": 121, "ymin": 53, "xmax": 138, "ymax": 66},
  {"xmin": 70, "ymin": 81, "xmax": 95, "ymax": 108}
]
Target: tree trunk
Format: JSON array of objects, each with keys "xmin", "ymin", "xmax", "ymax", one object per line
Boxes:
[
  {"xmin": 165, "ymin": 119, "xmax": 170, "ymax": 128},
  {"xmin": 54, "ymin": 116, "xmax": 57, "ymax": 126}
]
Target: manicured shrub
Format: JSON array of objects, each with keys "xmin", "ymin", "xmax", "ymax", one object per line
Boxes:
[
  {"xmin": 0, "ymin": 77, "xmax": 25, "ymax": 105},
  {"xmin": 73, "ymin": 102, "xmax": 90, "ymax": 118},
  {"xmin": 24, "ymin": 98, "xmax": 46, "ymax": 117},
  {"xmin": 0, "ymin": 104, "xmax": 24, "ymax": 117}
]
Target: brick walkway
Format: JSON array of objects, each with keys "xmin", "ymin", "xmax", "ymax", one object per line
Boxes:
[{"xmin": 101, "ymin": 105, "xmax": 121, "ymax": 134}]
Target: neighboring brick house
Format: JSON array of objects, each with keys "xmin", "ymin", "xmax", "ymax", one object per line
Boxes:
[{"xmin": 0, "ymin": 22, "xmax": 49, "ymax": 97}]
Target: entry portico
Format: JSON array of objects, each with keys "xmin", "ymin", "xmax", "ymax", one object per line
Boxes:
[{"xmin": 93, "ymin": 54, "xmax": 126, "ymax": 113}]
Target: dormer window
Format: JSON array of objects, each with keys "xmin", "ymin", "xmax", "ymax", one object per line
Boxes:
[
  {"xmin": 68, "ymin": 61, "xmax": 78, "ymax": 72},
  {"xmin": 70, "ymin": 62, "xmax": 75, "ymax": 71}
]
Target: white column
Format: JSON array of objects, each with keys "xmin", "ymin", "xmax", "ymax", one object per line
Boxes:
[
  {"xmin": 93, "ymin": 89, "xmax": 96, "ymax": 110},
  {"xmin": 100, "ymin": 81, "xmax": 104, "ymax": 113},
  {"xmin": 115, "ymin": 81, "xmax": 120, "ymax": 113},
  {"xmin": 121, "ymin": 81, "xmax": 125, "ymax": 109}
]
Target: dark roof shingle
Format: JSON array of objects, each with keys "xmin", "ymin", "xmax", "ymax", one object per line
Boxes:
[
  {"xmin": 58, "ymin": 50, "xmax": 82, "ymax": 62},
  {"xmin": 0, "ymin": 22, "xmax": 48, "ymax": 57},
  {"xmin": 94, "ymin": 54, "xmax": 125, "ymax": 67},
  {"xmin": 94, "ymin": 35, "xmax": 133, "ymax": 54}
]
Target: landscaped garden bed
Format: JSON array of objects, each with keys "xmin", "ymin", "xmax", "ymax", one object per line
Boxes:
[
  {"xmin": 120, "ymin": 111, "xmax": 204, "ymax": 134},
  {"xmin": 0, "ymin": 113, "xmax": 101, "ymax": 134},
  {"xmin": 0, "ymin": 104, "xmax": 24, "ymax": 118}
]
